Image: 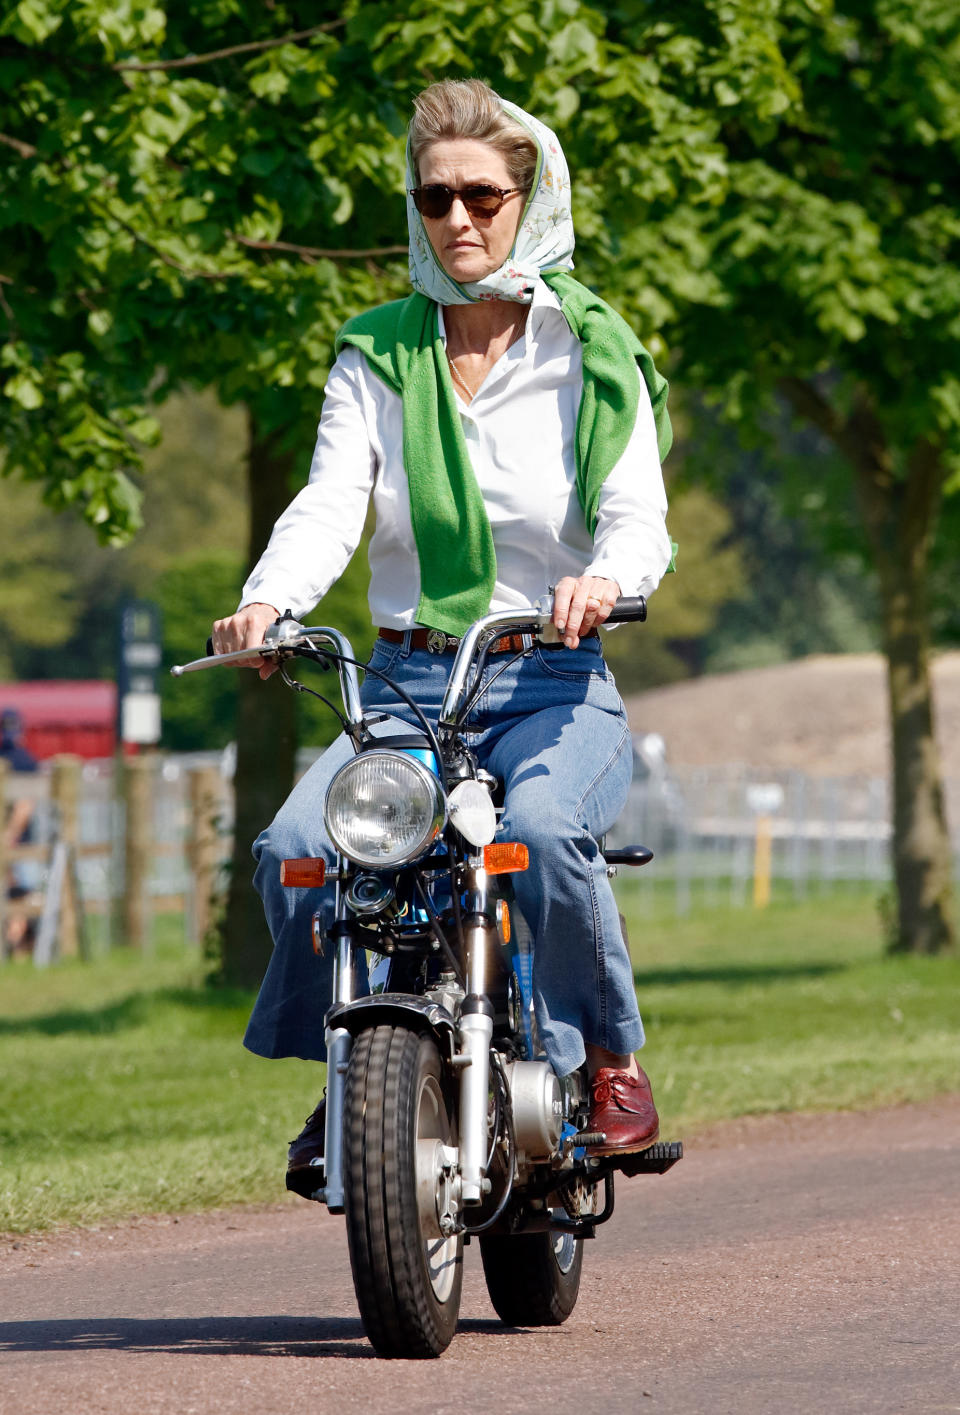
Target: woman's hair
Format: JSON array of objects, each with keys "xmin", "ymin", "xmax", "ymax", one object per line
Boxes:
[{"xmin": 409, "ymin": 79, "xmax": 539, "ymax": 191}]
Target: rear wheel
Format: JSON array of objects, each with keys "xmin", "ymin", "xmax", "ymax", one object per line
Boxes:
[
  {"xmin": 343, "ymin": 1025, "xmax": 463, "ymax": 1357},
  {"xmin": 479, "ymin": 1225, "xmax": 583, "ymax": 1326}
]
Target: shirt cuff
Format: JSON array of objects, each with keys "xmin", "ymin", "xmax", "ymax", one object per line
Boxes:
[
  {"xmin": 582, "ymin": 558, "xmax": 636, "ymax": 598},
  {"xmin": 238, "ymin": 576, "xmax": 309, "ymax": 621}
]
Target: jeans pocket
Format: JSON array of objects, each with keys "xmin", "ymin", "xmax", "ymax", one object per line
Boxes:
[
  {"xmin": 533, "ymin": 642, "xmax": 607, "ymax": 682},
  {"xmin": 362, "ymin": 639, "xmax": 401, "ymax": 697}
]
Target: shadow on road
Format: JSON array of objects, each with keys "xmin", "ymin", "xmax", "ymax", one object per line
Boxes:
[
  {"xmin": 0, "ymin": 1313, "xmax": 510, "ymax": 1360},
  {"xmin": 0, "ymin": 1315, "xmax": 375, "ymax": 1359}
]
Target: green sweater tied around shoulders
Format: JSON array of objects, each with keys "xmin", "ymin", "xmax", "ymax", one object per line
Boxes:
[{"xmin": 335, "ymin": 270, "xmax": 672, "ymax": 638}]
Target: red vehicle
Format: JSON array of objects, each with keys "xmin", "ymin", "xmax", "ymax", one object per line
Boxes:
[{"xmin": 0, "ymin": 682, "xmax": 116, "ymax": 761}]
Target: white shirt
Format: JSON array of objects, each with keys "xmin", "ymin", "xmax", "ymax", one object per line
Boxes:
[{"xmin": 241, "ymin": 281, "xmax": 672, "ymax": 627}]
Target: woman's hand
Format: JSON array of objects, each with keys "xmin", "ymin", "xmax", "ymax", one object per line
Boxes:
[
  {"xmin": 552, "ymin": 576, "xmax": 620, "ymax": 649},
  {"xmin": 211, "ymin": 602, "xmax": 281, "ymax": 681}
]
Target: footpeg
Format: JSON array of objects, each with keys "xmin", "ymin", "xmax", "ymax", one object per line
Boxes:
[
  {"xmin": 571, "ymin": 1131, "xmax": 607, "ymax": 1148},
  {"xmin": 614, "ymin": 1140, "xmax": 683, "ymax": 1176}
]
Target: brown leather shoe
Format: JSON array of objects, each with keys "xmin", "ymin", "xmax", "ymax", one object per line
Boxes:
[
  {"xmin": 286, "ymin": 1098, "xmax": 326, "ymax": 1197},
  {"xmin": 586, "ymin": 1066, "xmax": 660, "ymax": 1155}
]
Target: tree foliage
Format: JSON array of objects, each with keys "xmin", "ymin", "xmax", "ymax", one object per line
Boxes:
[
  {"xmin": 0, "ymin": 0, "xmax": 797, "ymax": 527},
  {"xmin": 2, "ymin": 0, "xmax": 957, "ymax": 954}
]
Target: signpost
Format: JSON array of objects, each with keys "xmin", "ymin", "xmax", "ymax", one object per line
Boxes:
[{"xmin": 118, "ymin": 601, "xmax": 162, "ymax": 746}]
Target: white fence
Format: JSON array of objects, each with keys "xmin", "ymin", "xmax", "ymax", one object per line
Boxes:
[
  {"xmin": 610, "ymin": 762, "xmax": 960, "ymax": 914},
  {"xmin": 7, "ymin": 751, "xmax": 959, "ymax": 955}
]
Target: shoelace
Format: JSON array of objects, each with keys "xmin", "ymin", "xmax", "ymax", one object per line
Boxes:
[{"xmin": 592, "ymin": 1072, "xmax": 643, "ymax": 1110}]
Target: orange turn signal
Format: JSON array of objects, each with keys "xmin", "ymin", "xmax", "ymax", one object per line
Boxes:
[
  {"xmin": 280, "ymin": 857, "xmax": 326, "ymax": 888},
  {"xmin": 483, "ymin": 842, "xmax": 529, "ymax": 874},
  {"xmin": 497, "ymin": 899, "xmax": 511, "ymax": 943}
]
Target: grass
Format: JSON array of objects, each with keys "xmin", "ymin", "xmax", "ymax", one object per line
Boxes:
[
  {"xmin": 0, "ymin": 944, "xmax": 317, "ymax": 1234},
  {"xmin": 1, "ymin": 890, "xmax": 957, "ymax": 1234},
  {"xmin": 621, "ymin": 883, "xmax": 960, "ymax": 1130}
]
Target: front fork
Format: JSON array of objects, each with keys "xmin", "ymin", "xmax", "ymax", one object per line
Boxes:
[
  {"xmin": 321, "ymin": 857, "xmax": 498, "ymax": 1212},
  {"xmin": 323, "ymin": 865, "xmax": 355, "ymax": 1214},
  {"xmin": 458, "ymin": 861, "xmax": 496, "ymax": 1206}
]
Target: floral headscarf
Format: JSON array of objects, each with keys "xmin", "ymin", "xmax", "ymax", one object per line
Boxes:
[{"xmin": 406, "ymin": 97, "xmax": 576, "ymax": 305}]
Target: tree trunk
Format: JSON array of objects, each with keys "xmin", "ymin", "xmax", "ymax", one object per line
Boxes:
[
  {"xmin": 851, "ymin": 424, "xmax": 955, "ymax": 954},
  {"xmin": 220, "ymin": 415, "xmax": 298, "ymax": 987},
  {"xmin": 781, "ymin": 380, "xmax": 955, "ymax": 955},
  {"xmin": 878, "ymin": 567, "xmax": 954, "ymax": 952}
]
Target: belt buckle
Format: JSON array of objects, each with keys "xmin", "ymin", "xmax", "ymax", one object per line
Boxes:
[{"xmin": 426, "ymin": 628, "xmax": 458, "ymax": 654}]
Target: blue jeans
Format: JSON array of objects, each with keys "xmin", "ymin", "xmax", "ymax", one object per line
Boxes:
[{"xmin": 243, "ymin": 634, "xmax": 642, "ymax": 1078}]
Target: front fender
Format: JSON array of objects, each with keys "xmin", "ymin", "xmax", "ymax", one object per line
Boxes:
[{"xmin": 326, "ymin": 992, "xmax": 457, "ymax": 1049}]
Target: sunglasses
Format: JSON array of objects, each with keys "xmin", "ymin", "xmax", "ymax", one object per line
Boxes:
[{"xmin": 409, "ymin": 183, "xmax": 525, "ymax": 220}]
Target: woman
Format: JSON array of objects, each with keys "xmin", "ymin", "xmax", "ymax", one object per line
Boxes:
[{"xmin": 212, "ymin": 79, "xmax": 673, "ymax": 1181}]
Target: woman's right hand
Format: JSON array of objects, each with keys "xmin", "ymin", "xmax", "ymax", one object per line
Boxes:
[{"xmin": 211, "ymin": 602, "xmax": 280, "ymax": 680}]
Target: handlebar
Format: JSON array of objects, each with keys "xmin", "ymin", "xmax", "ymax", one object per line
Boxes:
[
  {"xmin": 437, "ymin": 593, "xmax": 645, "ymax": 730},
  {"xmin": 171, "ymin": 623, "xmax": 366, "ymax": 726},
  {"xmin": 171, "ymin": 593, "xmax": 646, "ymax": 737},
  {"xmin": 604, "ymin": 596, "xmax": 647, "ymax": 624}
]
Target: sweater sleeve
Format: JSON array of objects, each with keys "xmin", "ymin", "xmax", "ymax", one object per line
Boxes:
[
  {"xmin": 239, "ymin": 347, "xmax": 377, "ymax": 618},
  {"xmin": 583, "ymin": 368, "xmax": 672, "ymax": 598}
]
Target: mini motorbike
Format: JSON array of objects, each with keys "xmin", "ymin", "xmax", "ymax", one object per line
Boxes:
[{"xmin": 173, "ymin": 595, "xmax": 681, "ymax": 1357}]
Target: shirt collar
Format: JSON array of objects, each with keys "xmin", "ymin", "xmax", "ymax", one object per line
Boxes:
[{"xmin": 437, "ymin": 276, "xmax": 563, "ymax": 348}]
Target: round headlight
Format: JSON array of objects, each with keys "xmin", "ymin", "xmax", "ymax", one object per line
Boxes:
[{"xmin": 324, "ymin": 750, "xmax": 446, "ymax": 867}]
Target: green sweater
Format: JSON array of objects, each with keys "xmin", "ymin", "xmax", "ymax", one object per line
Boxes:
[{"xmin": 336, "ymin": 271, "xmax": 672, "ymax": 637}]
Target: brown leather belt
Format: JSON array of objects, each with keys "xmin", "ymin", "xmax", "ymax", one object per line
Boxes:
[{"xmin": 377, "ymin": 626, "xmax": 597, "ymax": 655}]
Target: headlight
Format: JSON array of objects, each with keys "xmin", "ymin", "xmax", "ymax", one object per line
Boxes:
[{"xmin": 324, "ymin": 750, "xmax": 446, "ymax": 867}]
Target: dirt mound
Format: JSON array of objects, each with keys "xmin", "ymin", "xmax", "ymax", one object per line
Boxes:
[{"xmin": 624, "ymin": 651, "xmax": 960, "ymax": 780}]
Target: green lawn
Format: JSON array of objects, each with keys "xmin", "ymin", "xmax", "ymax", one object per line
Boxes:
[
  {"xmin": 1, "ymin": 890, "xmax": 957, "ymax": 1234},
  {"xmin": 621, "ymin": 885, "xmax": 960, "ymax": 1130}
]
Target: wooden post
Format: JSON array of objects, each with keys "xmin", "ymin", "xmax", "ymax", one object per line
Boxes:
[
  {"xmin": 51, "ymin": 755, "xmax": 82, "ymax": 957},
  {"xmin": 122, "ymin": 753, "xmax": 154, "ymax": 949},
  {"xmin": 188, "ymin": 765, "xmax": 221, "ymax": 946},
  {"xmin": 753, "ymin": 815, "xmax": 773, "ymax": 910}
]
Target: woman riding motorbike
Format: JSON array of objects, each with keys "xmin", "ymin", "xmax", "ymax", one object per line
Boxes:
[{"xmin": 211, "ymin": 79, "xmax": 674, "ymax": 1188}]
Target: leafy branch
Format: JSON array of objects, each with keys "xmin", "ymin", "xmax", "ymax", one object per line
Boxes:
[
  {"xmin": 230, "ymin": 234, "xmax": 407, "ymax": 262},
  {"xmin": 112, "ymin": 21, "xmax": 346, "ymax": 73},
  {"xmin": 0, "ymin": 132, "xmax": 37, "ymax": 158}
]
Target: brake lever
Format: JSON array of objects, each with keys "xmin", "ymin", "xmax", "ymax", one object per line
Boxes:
[
  {"xmin": 173, "ymin": 612, "xmax": 310, "ymax": 677},
  {"xmin": 170, "ymin": 644, "xmax": 279, "ymax": 676}
]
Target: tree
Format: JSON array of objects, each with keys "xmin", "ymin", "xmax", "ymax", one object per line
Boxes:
[
  {"xmin": 634, "ymin": 2, "xmax": 958, "ymax": 953},
  {"xmin": 1, "ymin": 1, "xmax": 408, "ymax": 979},
  {"xmin": 3, "ymin": 0, "xmax": 955, "ymax": 964}
]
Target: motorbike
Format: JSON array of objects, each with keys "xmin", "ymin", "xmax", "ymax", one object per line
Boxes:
[{"xmin": 173, "ymin": 594, "xmax": 681, "ymax": 1358}]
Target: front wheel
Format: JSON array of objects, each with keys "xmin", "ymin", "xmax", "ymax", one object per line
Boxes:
[
  {"xmin": 479, "ymin": 1226, "xmax": 584, "ymax": 1326},
  {"xmin": 343, "ymin": 1025, "xmax": 463, "ymax": 1357}
]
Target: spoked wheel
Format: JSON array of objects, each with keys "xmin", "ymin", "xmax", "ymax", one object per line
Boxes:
[
  {"xmin": 479, "ymin": 1222, "xmax": 584, "ymax": 1327},
  {"xmin": 343, "ymin": 1025, "xmax": 463, "ymax": 1357}
]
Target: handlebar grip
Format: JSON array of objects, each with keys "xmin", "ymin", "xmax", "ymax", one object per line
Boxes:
[{"xmin": 605, "ymin": 596, "xmax": 647, "ymax": 624}]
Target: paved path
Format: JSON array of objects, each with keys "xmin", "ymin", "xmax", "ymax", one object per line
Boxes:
[{"xmin": 2, "ymin": 1097, "xmax": 958, "ymax": 1415}]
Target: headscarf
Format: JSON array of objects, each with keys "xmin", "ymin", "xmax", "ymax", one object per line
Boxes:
[{"xmin": 406, "ymin": 97, "xmax": 576, "ymax": 305}]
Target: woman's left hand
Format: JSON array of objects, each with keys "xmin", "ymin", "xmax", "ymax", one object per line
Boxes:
[{"xmin": 553, "ymin": 575, "xmax": 621, "ymax": 649}]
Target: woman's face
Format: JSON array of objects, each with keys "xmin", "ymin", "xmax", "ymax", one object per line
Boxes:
[{"xmin": 417, "ymin": 139, "xmax": 525, "ymax": 285}]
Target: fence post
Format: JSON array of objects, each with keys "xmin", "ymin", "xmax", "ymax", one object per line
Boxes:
[
  {"xmin": 188, "ymin": 765, "xmax": 221, "ymax": 946},
  {"xmin": 51, "ymin": 754, "xmax": 82, "ymax": 957},
  {"xmin": 122, "ymin": 753, "xmax": 154, "ymax": 949}
]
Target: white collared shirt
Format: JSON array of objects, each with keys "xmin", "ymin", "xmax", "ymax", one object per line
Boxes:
[{"xmin": 241, "ymin": 281, "xmax": 672, "ymax": 626}]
